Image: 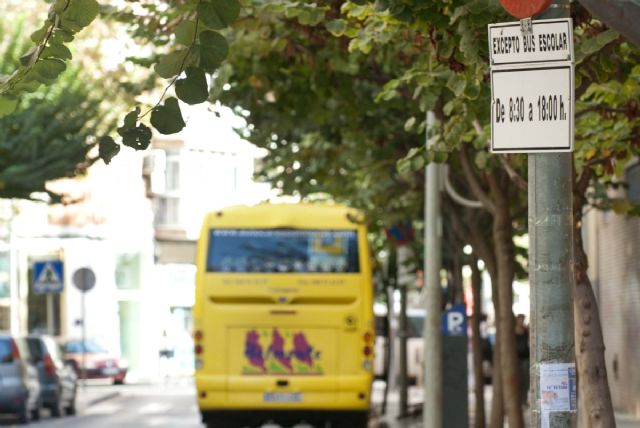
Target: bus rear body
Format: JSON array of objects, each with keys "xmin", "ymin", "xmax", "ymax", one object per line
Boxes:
[{"xmin": 194, "ymin": 204, "xmax": 374, "ymax": 428}]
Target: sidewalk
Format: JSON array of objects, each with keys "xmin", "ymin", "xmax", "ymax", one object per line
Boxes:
[{"xmin": 371, "ymin": 382, "xmax": 640, "ymax": 427}]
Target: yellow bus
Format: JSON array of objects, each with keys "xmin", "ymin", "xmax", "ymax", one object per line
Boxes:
[{"xmin": 193, "ymin": 203, "xmax": 374, "ymax": 428}]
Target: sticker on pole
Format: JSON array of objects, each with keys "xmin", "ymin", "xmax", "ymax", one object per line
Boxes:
[
  {"xmin": 539, "ymin": 363, "xmax": 577, "ymax": 428},
  {"xmin": 33, "ymin": 260, "xmax": 64, "ymax": 293}
]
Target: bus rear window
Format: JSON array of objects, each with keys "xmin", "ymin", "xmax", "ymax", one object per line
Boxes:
[{"xmin": 207, "ymin": 229, "xmax": 359, "ymax": 273}]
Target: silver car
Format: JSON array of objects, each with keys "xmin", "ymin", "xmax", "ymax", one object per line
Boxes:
[
  {"xmin": 0, "ymin": 333, "xmax": 41, "ymax": 423},
  {"xmin": 26, "ymin": 335, "xmax": 77, "ymax": 416}
]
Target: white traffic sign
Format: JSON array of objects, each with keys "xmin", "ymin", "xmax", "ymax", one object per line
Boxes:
[
  {"xmin": 33, "ymin": 260, "xmax": 64, "ymax": 293},
  {"xmin": 489, "ymin": 18, "xmax": 573, "ymax": 66},
  {"xmin": 491, "ymin": 65, "xmax": 573, "ymax": 153}
]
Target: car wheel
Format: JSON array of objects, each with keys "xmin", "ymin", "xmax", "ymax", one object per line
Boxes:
[
  {"xmin": 30, "ymin": 398, "xmax": 42, "ymax": 421},
  {"xmin": 65, "ymin": 392, "xmax": 77, "ymax": 416},
  {"xmin": 113, "ymin": 378, "xmax": 125, "ymax": 385},
  {"xmin": 50, "ymin": 399, "xmax": 64, "ymax": 417},
  {"xmin": 16, "ymin": 401, "xmax": 31, "ymax": 425}
]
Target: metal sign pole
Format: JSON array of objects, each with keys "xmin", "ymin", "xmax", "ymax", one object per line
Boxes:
[
  {"xmin": 81, "ymin": 289, "xmax": 86, "ymax": 388},
  {"xmin": 72, "ymin": 267, "xmax": 95, "ymax": 389},
  {"xmin": 529, "ymin": 1, "xmax": 576, "ymax": 427},
  {"xmin": 423, "ymin": 110, "xmax": 443, "ymax": 428}
]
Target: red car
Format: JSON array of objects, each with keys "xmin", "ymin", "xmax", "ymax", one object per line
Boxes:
[{"xmin": 60, "ymin": 339, "xmax": 127, "ymax": 385}]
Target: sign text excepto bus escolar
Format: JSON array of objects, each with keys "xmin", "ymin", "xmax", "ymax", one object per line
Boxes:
[{"xmin": 492, "ymin": 31, "xmax": 569, "ymax": 56}]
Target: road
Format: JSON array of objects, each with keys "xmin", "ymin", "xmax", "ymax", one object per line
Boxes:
[
  {"xmin": 0, "ymin": 381, "xmax": 202, "ymax": 428},
  {"xmin": 2, "ymin": 380, "xmax": 638, "ymax": 428}
]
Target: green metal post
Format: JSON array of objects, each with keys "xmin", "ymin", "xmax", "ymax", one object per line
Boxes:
[{"xmin": 529, "ymin": 4, "xmax": 575, "ymax": 427}]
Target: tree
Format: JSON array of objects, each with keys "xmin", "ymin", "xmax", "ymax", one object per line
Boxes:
[
  {"xmin": 0, "ymin": 0, "xmax": 241, "ymax": 164},
  {"xmin": 0, "ymin": 17, "xmax": 114, "ymax": 201},
  {"xmin": 213, "ymin": 1, "xmax": 639, "ymax": 426}
]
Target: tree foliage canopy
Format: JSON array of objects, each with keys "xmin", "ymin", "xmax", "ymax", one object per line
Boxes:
[{"xmin": 0, "ymin": 17, "xmax": 114, "ymax": 202}]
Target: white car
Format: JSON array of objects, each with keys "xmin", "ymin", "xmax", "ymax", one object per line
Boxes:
[{"xmin": 374, "ymin": 307, "xmax": 426, "ymax": 384}]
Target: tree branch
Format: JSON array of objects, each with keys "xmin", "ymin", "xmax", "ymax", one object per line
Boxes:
[
  {"xmin": 459, "ymin": 147, "xmax": 497, "ymax": 215},
  {"xmin": 497, "ymin": 155, "xmax": 527, "ymax": 191}
]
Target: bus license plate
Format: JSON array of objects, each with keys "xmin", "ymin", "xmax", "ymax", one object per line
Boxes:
[{"xmin": 263, "ymin": 392, "xmax": 302, "ymax": 402}]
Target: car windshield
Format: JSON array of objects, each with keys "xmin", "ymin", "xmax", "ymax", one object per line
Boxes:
[{"xmin": 64, "ymin": 340, "xmax": 107, "ymax": 354}]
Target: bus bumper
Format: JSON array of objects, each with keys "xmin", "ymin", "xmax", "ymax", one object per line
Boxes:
[{"xmin": 200, "ymin": 409, "xmax": 369, "ymax": 428}]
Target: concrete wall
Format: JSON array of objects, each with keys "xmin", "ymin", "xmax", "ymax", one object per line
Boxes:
[{"xmin": 586, "ymin": 208, "xmax": 640, "ymax": 416}]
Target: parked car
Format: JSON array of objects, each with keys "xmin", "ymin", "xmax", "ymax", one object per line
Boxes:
[
  {"xmin": 0, "ymin": 333, "xmax": 41, "ymax": 424},
  {"xmin": 60, "ymin": 339, "xmax": 127, "ymax": 385},
  {"xmin": 26, "ymin": 334, "xmax": 77, "ymax": 416}
]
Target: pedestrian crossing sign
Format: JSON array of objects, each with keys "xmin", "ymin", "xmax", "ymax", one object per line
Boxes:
[{"xmin": 33, "ymin": 260, "xmax": 64, "ymax": 293}]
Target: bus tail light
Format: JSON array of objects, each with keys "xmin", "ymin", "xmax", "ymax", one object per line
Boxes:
[
  {"xmin": 195, "ymin": 344, "xmax": 203, "ymax": 355},
  {"xmin": 363, "ymin": 332, "xmax": 373, "ymax": 343},
  {"xmin": 195, "ymin": 330, "xmax": 203, "ymax": 341},
  {"xmin": 363, "ymin": 345, "xmax": 372, "ymax": 357}
]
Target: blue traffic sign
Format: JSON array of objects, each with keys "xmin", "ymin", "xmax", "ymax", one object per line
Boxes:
[
  {"xmin": 442, "ymin": 304, "xmax": 467, "ymax": 337},
  {"xmin": 33, "ymin": 260, "xmax": 64, "ymax": 293}
]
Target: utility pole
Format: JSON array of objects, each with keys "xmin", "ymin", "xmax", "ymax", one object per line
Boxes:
[
  {"xmin": 529, "ymin": 1, "xmax": 576, "ymax": 426},
  {"xmin": 423, "ymin": 111, "xmax": 442, "ymax": 428}
]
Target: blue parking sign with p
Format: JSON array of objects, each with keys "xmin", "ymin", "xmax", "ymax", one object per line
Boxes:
[{"xmin": 33, "ymin": 260, "xmax": 64, "ymax": 293}]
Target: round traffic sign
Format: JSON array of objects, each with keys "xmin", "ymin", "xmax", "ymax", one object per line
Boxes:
[
  {"xmin": 498, "ymin": 0, "xmax": 552, "ymax": 19},
  {"xmin": 72, "ymin": 267, "xmax": 96, "ymax": 292}
]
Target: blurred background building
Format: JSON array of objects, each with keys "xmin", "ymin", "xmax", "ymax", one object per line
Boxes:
[{"xmin": 0, "ymin": 105, "xmax": 272, "ymax": 381}]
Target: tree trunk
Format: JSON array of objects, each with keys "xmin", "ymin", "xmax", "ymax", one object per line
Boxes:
[
  {"xmin": 573, "ymin": 172, "xmax": 616, "ymax": 427},
  {"xmin": 466, "ymin": 210, "xmax": 504, "ymax": 428},
  {"xmin": 490, "ymin": 338, "xmax": 505, "ymax": 428},
  {"xmin": 492, "ymin": 183, "xmax": 523, "ymax": 428},
  {"xmin": 471, "ymin": 260, "xmax": 486, "ymax": 428}
]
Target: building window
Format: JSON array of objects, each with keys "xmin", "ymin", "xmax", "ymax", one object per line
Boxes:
[
  {"xmin": 115, "ymin": 254, "xmax": 141, "ymax": 290},
  {"xmin": 165, "ymin": 151, "xmax": 181, "ymax": 193},
  {"xmin": 154, "ymin": 196, "xmax": 181, "ymax": 227},
  {"xmin": 0, "ymin": 251, "xmax": 9, "ymax": 298},
  {"xmin": 627, "ymin": 162, "xmax": 640, "ymax": 205}
]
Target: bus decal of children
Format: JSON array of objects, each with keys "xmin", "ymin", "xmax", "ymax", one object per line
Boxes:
[
  {"xmin": 243, "ymin": 329, "xmax": 323, "ymax": 374},
  {"xmin": 292, "ymin": 333, "xmax": 315, "ymax": 368},
  {"xmin": 267, "ymin": 329, "xmax": 293, "ymax": 371},
  {"xmin": 244, "ymin": 330, "xmax": 267, "ymax": 372}
]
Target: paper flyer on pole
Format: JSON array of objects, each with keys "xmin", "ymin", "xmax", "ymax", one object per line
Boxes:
[{"xmin": 539, "ymin": 362, "xmax": 577, "ymax": 428}]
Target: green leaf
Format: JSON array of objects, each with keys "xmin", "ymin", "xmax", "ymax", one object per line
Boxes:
[
  {"xmin": 176, "ymin": 67, "xmax": 209, "ymax": 105},
  {"xmin": 198, "ymin": 0, "xmax": 241, "ymax": 30},
  {"xmin": 150, "ymin": 97, "xmax": 186, "ymax": 135},
  {"xmin": 325, "ymin": 19, "xmax": 346, "ymax": 36},
  {"xmin": 118, "ymin": 122, "xmax": 152, "ymax": 150},
  {"xmin": 0, "ymin": 95, "xmax": 19, "ymax": 117},
  {"xmin": 404, "ymin": 117, "xmax": 416, "ymax": 132},
  {"xmin": 123, "ymin": 107, "xmax": 141, "ymax": 128},
  {"xmin": 197, "ymin": 31, "xmax": 228, "ymax": 72},
  {"xmin": 98, "ymin": 136, "xmax": 120, "ymax": 164},
  {"xmin": 42, "ymin": 43, "xmax": 72, "ymax": 60},
  {"xmin": 30, "ymin": 26, "xmax": 48, "ymax": 44},
  {"xmin": 60, "ymin": 0, "xmax": 99, "ymax": 31},
  {"xmin": 595, "ymin": 30, "xmax": 619, "ymax": 48},
  {"xmin": 19, "ymin": 47, "xmax": 38, "ymax": 66},
  {"xmin": 31, "ymin": 58, "xmax": 66, "ymax": 81},
  {"xmin": 118, "ymin": 107, "xmax": 152, "ymax": 150},
  {"xmin": 155, "ymin": 50, "xmax": 188, "ymax": 79},
  {"xmin": 50, "ymin": 29, "xmax": 74, "ymax": 44},
  {"xmin": 175, "ymin": 20, "xmax": 197, "ymax": 46}
]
